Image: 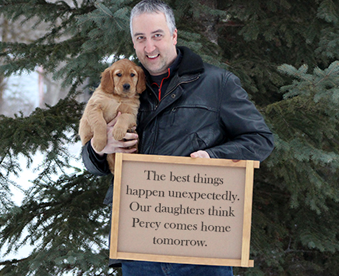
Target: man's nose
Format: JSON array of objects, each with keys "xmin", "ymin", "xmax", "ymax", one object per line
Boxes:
[{"xmin": 144, "ymin": 39, "xmax": 156, "ymax": 53}]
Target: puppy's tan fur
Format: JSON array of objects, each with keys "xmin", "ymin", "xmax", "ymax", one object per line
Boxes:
[{"xmin": 79, "ymin": 59, "xmax": 146, "ymax": 173}]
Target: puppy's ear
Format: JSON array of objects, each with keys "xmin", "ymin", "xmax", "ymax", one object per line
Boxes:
[
  {"xmin": 136, "ymin": 66, "xmax": 146, "ymax": 94},
  {"xmin": 100, "ymin": 67, "xmax": 114, "ymax": 93}
]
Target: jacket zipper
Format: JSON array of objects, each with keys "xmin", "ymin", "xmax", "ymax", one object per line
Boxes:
[
  {"xmin": 149, "ymin": 75, "xmax": 200, "ymax": 153},
  {"xmin": 147, "ymin": 74, "xmax": 200, "ymax": 110}
]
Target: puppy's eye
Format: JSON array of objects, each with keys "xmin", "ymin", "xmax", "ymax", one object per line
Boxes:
[
  {"xmin": 116, "ymin": 73, "xmax": 122, "ymax": 77},
  {"xmin": 130, "ymin": 73, "xmax": 135, "ymax": 77}
]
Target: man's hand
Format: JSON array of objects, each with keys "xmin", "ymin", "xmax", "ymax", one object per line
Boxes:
[
  {"xmin": 190, "ymin": 150, "xmax": 210, "ymax": 158},
  {"xmin": 91, "ymin": 113, "xmax": 138, "ymax": 156},
  {"xmin": 190, "ymin": 150, "xmax": 240, "ymax": 163}
]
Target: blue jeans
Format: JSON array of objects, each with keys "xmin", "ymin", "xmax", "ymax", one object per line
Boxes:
[{"xmin": 121, "ymin": 261, "xmax": 233, "ymax": 276}]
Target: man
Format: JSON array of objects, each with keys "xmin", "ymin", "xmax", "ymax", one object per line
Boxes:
[{"xmin": 82, "ymin": 0, "xmax": 274, "ymax": 275}]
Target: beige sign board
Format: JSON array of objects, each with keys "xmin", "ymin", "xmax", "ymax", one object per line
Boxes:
[{"xmin": 110, "ymin": 153, "xmax": 259, "ymax": 267}]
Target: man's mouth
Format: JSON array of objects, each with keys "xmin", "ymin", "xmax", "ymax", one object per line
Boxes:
[{"xmin": 146, "ymin": 54, "xmax": 160, "ymax": 59}]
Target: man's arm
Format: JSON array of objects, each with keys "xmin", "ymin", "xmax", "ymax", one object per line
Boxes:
[
  {"xmin": 199, "ymin": 72, "xmax": 274, "ymax": 162},
  {"xmin": 82, "ymin": 141, "xmax": 111, "ymax": 176}
]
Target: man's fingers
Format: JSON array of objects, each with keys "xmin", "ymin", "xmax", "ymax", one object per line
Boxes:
[
  {"xmin": 190, "ymin": 150, "xmax": 210, "ymax": 158},
  {"xmin": 120, "ymin": 139, "xmax": 138, "ymax": 149},
  {"xmin": 124, "ymin": 132, "xmax": 138, "ymax": 141},
  {"xmin": 115, "ymin": 146, "xmax": 138, "ymax": 154}
]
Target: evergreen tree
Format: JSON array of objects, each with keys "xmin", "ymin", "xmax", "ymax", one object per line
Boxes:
[{"xmin": 0, "ymin": 0, "xmax": 338, "ymax": 275}]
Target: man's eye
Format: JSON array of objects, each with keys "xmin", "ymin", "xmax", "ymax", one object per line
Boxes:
[
  {"xmin": 136, "ymin": 36, "xmax": 144, "ymax": 40},
  {"xmin": 116, "ymin": 73, "xmax": 122, "ymax": 77},
  {"xmin": 130, "ymin": 73, "xmax": 135, "ymax": 77}
]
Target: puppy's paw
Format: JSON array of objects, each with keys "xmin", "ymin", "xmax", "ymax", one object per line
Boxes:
[
  {"xmin": 112, "ymin": 127, "xmax": 127, "ymax": 141},
  {"xmin": 92, "ymin": 137, "xmax": 106, "ymax": 152}
]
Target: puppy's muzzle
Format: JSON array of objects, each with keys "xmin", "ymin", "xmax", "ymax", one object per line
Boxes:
[{"xmin": 123, "ymin": 83, "xmax": 130, "ymax": 91}]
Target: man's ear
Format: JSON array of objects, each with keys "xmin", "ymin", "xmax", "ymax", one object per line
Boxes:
[
  {"xmin": 172, "ymin": 28, "xmax": 178, "ymax": 45},
  {"xmin": 100, "ymin": 67, "xmax": 114, "ymax": 93},
  {"xmin": 136, "ymin": 67, "xmax": 146, "ymax": 94}
]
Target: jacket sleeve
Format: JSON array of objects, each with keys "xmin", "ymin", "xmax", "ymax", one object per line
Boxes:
[
  {"xmin": 81, "ymin": 140, "xmax": 111, "ymax": 176},
  {"xmin": 206, "ymin": 72, "xmax": 274, "ymax": 162}
]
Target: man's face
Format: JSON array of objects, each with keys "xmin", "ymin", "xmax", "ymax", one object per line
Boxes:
[{"xmin": 132, "ymin": 12, "xmax": 178, "ymax": 76}]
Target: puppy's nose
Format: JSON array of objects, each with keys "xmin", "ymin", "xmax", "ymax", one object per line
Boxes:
[{"xmin": 123, "ymin": 83, "xmax": 130, "ymax": 90}]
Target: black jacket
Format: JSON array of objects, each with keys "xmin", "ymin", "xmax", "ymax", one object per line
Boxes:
[{"xmin": 136, "ymin": 46, "xmax": 274, "ymax": 160}]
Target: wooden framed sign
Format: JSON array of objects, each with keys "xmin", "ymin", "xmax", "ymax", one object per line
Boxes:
[{"xmin": 110, "ymin": 153, "xmax": 259, "ymax": 267}]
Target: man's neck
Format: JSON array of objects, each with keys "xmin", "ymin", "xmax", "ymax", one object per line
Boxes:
[{"xmin": 150, "ymin": 48, "xmax": 182, "ymax": 84}]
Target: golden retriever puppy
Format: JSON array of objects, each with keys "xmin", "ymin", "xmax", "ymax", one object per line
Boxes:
[{"xmin": 79, "ymin": 59, "xmax": 146, "ymax": 173}]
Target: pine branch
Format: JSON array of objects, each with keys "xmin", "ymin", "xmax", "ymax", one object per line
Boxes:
[{"xmin": 0, "ymin": 256, "xmax": 29, "ymax": 266}]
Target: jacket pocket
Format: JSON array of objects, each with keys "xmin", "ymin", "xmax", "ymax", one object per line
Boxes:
[{"xmin": 164, "ymin": 105, "xmax": 218, "ymax": 129}]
